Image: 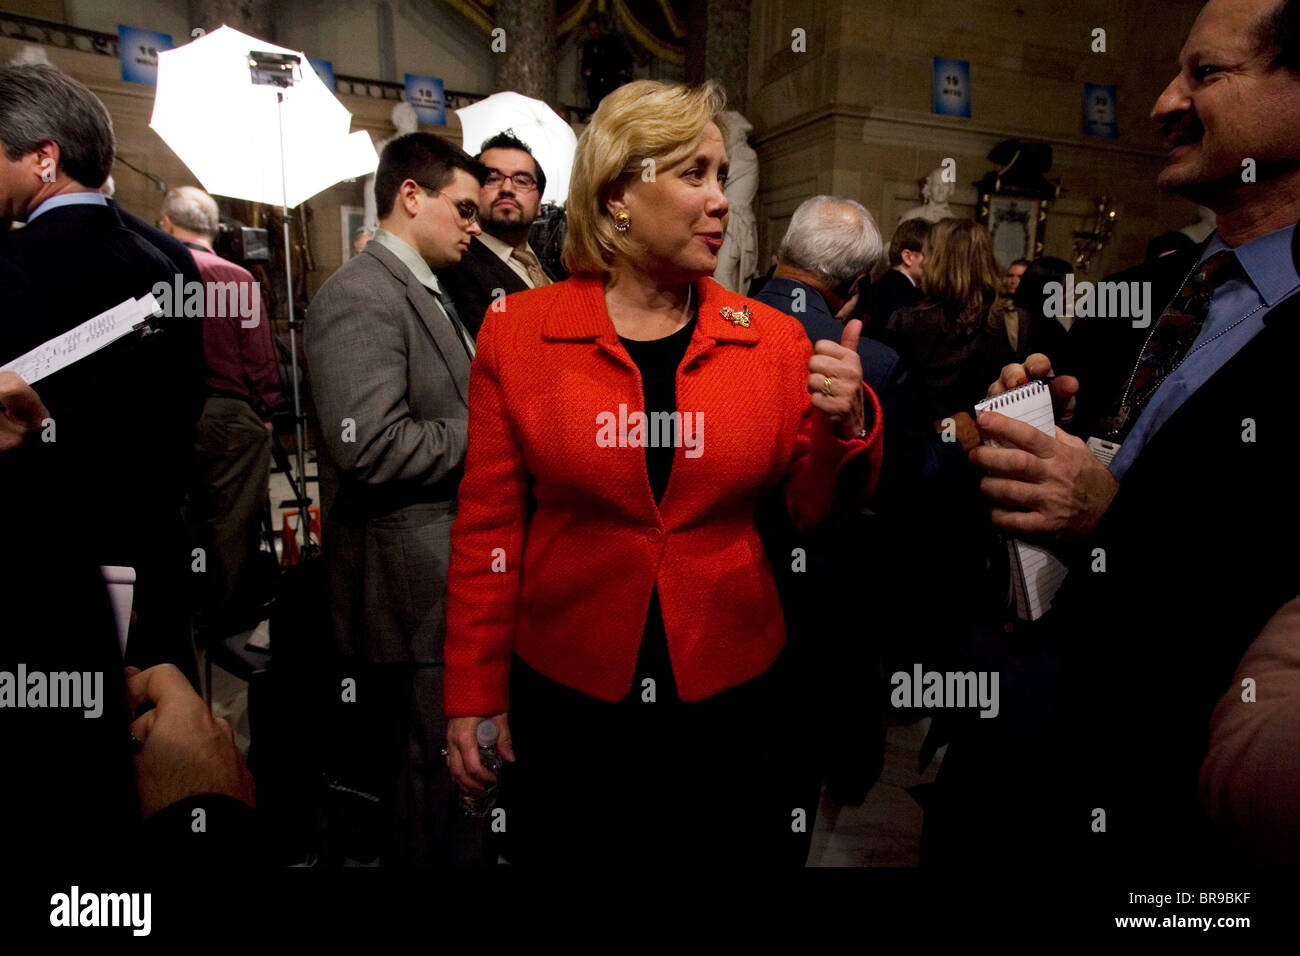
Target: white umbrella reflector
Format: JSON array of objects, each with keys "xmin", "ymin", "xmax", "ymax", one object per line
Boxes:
[
  {"xmin": 150, "ymin": 25, "xmax": 377, "ymax": 208},
  {"xmin": 456, "ymin": 91, "xmax": 578, "ymax": 205}
]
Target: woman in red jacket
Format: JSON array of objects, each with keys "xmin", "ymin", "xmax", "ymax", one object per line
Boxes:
[{"xmin": 444, "ymin": 79, "xmax": 882, "ymax": 865}]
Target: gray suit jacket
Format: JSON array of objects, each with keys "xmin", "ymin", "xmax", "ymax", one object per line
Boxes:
[{"xmin": 305, "ymin": 240, "xmax": 471, "ymax": 663}]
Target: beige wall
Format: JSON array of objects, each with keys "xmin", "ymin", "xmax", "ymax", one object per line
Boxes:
[
  {"xmin": 747, "ymin": 0, "xmax": 1206, "ymax": 277},
  {"xmin": 45, "ymin": 0, "xmax": 494, "ymax": 92}
]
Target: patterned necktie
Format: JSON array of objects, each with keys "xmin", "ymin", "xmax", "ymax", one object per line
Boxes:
[
  {"xmin": 430, "ymin": 285, "xmax": 476, "ymax": 360},
  {"xmin": 1098, "ymin": 249, "xmax": 1244, "ymax": 440},
  {"xmin": 511, "ymin": 245, "xmax": 551, "ymax": 288}
]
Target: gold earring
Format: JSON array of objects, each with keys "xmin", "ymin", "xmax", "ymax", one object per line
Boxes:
[{"xmin": 614, "ymin": 210, "xmax": 630, "ymax": 232}]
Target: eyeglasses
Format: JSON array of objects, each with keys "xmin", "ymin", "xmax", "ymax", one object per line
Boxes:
[
  {"xmin": 484, "ymin": 169, "xmax": 538, "ymax": 192},
  {"xmin": 413, "ymin": 182, "xmax": 479, "ymax": 223}
]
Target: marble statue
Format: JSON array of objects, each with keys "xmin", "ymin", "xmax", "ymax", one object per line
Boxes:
[
  {"xmin": 714, "ymin": 111, "xmax": 759, "ymax": 294},
  {"xmin": 901, "ymin": 167, "xmax": 957, "ymax": 223}
]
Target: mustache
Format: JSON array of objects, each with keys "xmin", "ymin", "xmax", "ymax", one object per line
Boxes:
[{"xmin": 1159, "ymin": 111, "xmax": 1204, "ymax": 144}]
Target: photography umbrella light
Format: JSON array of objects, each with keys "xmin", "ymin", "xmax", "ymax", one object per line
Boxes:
[
  {"xmin": 150, "ymin": 25, "xmax": 378, "ymax": 556},
  {"xmin": 454, "ymin": 91, "xmax": 578, "ymax": 205}
]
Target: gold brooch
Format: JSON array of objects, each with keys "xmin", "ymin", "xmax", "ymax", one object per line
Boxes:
[{"xmin": 720, "ymin": 305, "xmax": 752, "ymax": 328}]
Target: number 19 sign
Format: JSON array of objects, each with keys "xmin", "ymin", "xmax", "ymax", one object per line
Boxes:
[
  {"xmin": 933, "ymin": 58, "xmax": 971, "ymax": 118},
  {"xmin": 404, "ymin": 74, "xmax": 446, "ymax": 126}
]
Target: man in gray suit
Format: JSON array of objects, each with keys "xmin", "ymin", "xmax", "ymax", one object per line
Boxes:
[{"xmin": 306, "ymin": 133, "xmax": 485, "ymax": 865}]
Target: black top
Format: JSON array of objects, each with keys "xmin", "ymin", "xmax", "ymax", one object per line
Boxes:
[
  {"xmin": 616, "ymin": 316, "xmax": 697, "ymax": 702},
  {"xmin": 618, "ymin": 317, "xmax": 696, "ymax": 503}
]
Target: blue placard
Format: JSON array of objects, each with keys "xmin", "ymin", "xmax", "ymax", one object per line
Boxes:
[
  {"xmin": 309, "ymin": 58, "xmax": 336, "ymax": 93},
  {"xmin": 1084, "ymin": 83, "xmax": 1118, "ymax": 138},
  {"xmin": 933, "ymin": 58, "xmax": 971, "ymax": 118},
  {"xmin": 404, "ymin": 74, "xmax": 446, "ymax": 126},
  {"xmin": 118, "ymin": 25, "xmax": 174, "ymax": 86}
]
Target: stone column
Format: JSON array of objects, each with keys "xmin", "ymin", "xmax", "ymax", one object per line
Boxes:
[
  {"xmin": 494, "ymin": 0, "xmax": 557, "ymax": 106},
  {"xmin": 686, "ymin": 0, "xmax": 749, "ymax": 113},
  {"xmin": 188, "ymin": 0, "xmax": 274, "ymax": 39}
]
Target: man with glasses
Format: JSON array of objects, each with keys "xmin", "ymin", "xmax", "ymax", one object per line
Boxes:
[
  {"xmin": 305, "ymin": 132, "xmax": 486, "ymax": 865},
  {"xmin": 438, "ymin": 131, "xmax": 555, "ymax": 337}
]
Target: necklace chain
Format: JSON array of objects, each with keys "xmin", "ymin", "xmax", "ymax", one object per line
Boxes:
[{"xmin": 1114, "ymin": 258, "xmax": 1259, "ymax": 426}]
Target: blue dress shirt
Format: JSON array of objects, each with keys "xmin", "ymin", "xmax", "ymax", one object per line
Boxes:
[
  {"xmin": 1110, "ymin": 224, "xmax": 1298, "ymax": 480},
  {"xmin": 26, "ymin": 192, "xmax": 109, "ymax": 222}
]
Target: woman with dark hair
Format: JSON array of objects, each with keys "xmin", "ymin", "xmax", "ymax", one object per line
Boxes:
[
  {"xmin": 442, "ymin": 80, "xmax": 882, "ymax": 866},
  {"xmin": 883, "ymin": 219, "xmax": 1020, "ymax": 425}
]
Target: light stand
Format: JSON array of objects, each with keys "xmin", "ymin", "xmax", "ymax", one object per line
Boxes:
[{"xmin": 249, "ymin": 50, "xmax": 316, "ymax": 560}]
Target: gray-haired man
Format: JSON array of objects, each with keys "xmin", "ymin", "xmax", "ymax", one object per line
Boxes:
[
  {"xmin": 0, "ymin": 64, "xmax": 204, "ymax": 683},
  {"xmin": 162, "ymin": 185, "xmax": 281, "ymax": 638}
]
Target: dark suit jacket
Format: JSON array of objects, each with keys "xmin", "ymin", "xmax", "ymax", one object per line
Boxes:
[
  {"xmin": 756, "ymin": 277, "xmax": 945, "ymax": 504},
  {"xmin": 0, "ymin": 202, "xmax": 205, "ymax": 675},
  {"xmin": 437, "ymin": 236, "xmax": 552, "ymax": 338},
  {"xmin": 755, "ymin": 276, "xmax": 907, "ymax": 802},
  {"xmin": 108, "ymin": 198, "xmax": 205, "ymax": 293},
  {"xmin": 865, "ymin": 268, "xmax": 922, "ymax": 338},
  {"xmin": 305, "ymin": 239, "xmax": 471, "ymax": 664},
  {"xmin": 939, "ymin": 231, "xmax": 1300, "ymax": 867},
  {"xmin": 0, "ymin": 472, "xmax": 258, "ymax": 866}
]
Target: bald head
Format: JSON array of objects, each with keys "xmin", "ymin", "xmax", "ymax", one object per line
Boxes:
[
  {"xmin": 160, "ymin": 185, "xmax": 220, "ymax": 240},
  {"xmin": 776, "ymin": 195, "xmax": 883, "ymax": 293}
]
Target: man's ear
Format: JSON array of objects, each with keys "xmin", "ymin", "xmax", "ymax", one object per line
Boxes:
[
  {"xmin": 397, "ymin": 179, "xmax": 424, "ymax": 217},
  {"xmin": 28, "ymin": 141, "xmax": 59, "ymax": 184}
]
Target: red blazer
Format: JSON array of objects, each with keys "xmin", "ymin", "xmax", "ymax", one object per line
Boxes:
[{"xmin": 444, "ymin": 275, "xmax": 882, "ymax": 716}]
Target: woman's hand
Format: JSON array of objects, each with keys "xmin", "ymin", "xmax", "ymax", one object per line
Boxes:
[
  {"xmin": 446, "ymin": 713, "xmax": 515, "ymax": 792},
  {"xmin": 808, "ymin": 318, "xmax": 867, "ymax": 439}
]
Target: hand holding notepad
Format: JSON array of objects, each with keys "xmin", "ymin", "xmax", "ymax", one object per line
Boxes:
[{"xmin": 974, "ymin": 380, "xmax": 1070, "ymax": 621}]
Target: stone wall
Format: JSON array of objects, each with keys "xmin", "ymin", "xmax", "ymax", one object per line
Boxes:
[{"xmin": 746, "ymin": 0, "xmax": 1206, "ymax": 277}]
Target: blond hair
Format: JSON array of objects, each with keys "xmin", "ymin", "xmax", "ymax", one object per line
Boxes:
[
  {"xmin": 563, "ymin": 80, "xmax": 728, "ymax": 276},
  {"xmin": 921, "ymin": 219, "xmax": 1015, "ymax": 332}
]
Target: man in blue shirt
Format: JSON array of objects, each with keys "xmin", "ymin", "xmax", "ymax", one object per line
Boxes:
[{"xmin": 938, "ymin": 0, "xmax": 1300, "ymax": 867}]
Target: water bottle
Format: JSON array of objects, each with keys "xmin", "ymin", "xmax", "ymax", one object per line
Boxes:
[{"xmin": 460, "ymin": 719, "xmax": 503, "ymax": 817}]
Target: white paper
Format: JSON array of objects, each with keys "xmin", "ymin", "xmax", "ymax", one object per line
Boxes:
[
  {"xmin": 0, "ymin": 294, "xmax": 161, "ymax": 386},
  {"xmin": 975, "ymin": 380, "xmax": 1070, "ymax": 621}
]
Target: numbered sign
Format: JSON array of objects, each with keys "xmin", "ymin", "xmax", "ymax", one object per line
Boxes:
[
  {"xmin": 118, "ymin": 25, "xmax": 174, "ymax": 86},
  {"xmin": 309, "ymin": 58, "xmax": 336, "ymax": 93},
  {"xmin": 404, "ymin": 74, "xmax": 446, "ymax": 126},
  {"xmin": 1084, "ymin": 83, "xmax": 1118, "ymax": 139},
  {"xmin": 933, "ymin": 58, "xmax": 971, "ymax": 118}
]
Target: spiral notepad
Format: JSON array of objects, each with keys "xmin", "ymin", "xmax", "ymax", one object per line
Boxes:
[{"xmin": 974, "ymin": 380, "xmax": 1069, "ymax": 621}]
